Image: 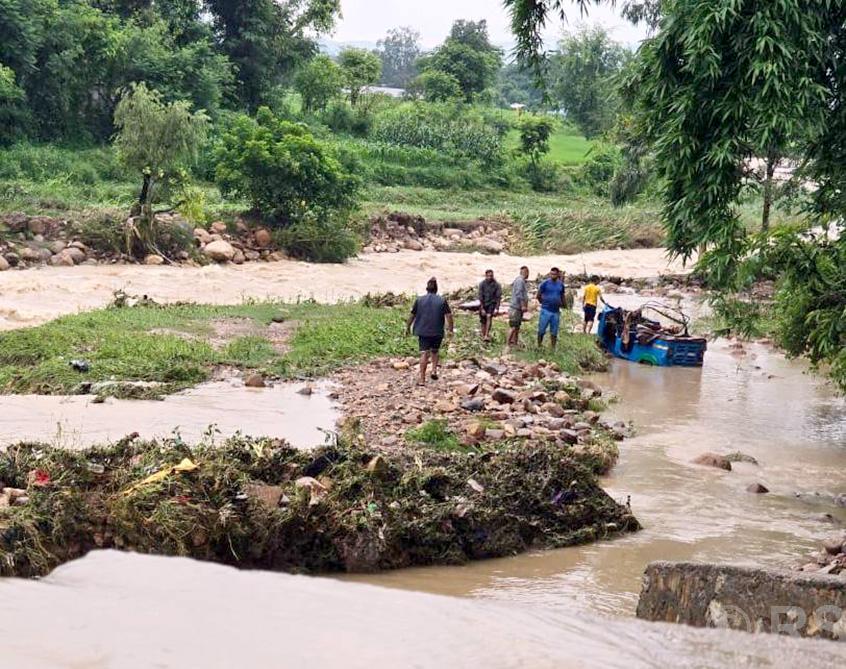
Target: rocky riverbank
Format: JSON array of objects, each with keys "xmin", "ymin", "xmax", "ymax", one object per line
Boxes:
[
  {"xmin": 333, "ymin": 356, "xmax": 629, "ymax": 475},
  {"xmin": 0, "ymin": 210, "xmax": 515, "ymax": 271}
]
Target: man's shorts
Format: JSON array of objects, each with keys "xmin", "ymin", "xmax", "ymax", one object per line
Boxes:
[
  {"xmin": 418, "ymin": 335, "xmax": 444, "ymax": 352},
  {"xmin": 508, "ymin": 308, "xmax": 523, "ymax": 328},
  {"xmin": 478, "ymin": 305, "xmax": 497, "ymax": 323},
  {"xmin": 583, "ymin": 304, "xmax": 597, "ymax": 322},
  {"xmin": 538, "ymin": 308, "xmax": 560, "ymax": 337}
]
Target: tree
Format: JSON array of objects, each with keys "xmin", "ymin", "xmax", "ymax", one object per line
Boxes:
[
  {"xmin": 496, "ymin": 62, "xmax": 544, "ymax": 109},
  {"xmin": 338, "ymin": 47, "xmax": 381, "ymax": 107},
  {"xmin": 517, "ymin": 115, "xmax": 555, "ymax": 166},
  {"xmin": 113, "ymin": 83, "xmax": 208, "ymax": 241},
  {"xmin": 549, "ymin": 27, "xmax": 629, "ymax": 139},
  {"xmin": 419, "ymin": 19, "xmax": 502, "ymax": 102},
  {"xmin": 376, "ymin": 26, "xmax": 420, "ymax": 88},
  {"xmin": 0, "ymin": 64, "xmax": 27, "ymax": 144},
  {"xmin": 294, "ymin": 54, "xmax": 342, "ymax": 112},
  {"xmin": 206, "ymin": 0, "xmax": 340, "ymax": 110},
  {"xmin": 408, "ymin": 70, "xmax": 462, "ymax": 103}
]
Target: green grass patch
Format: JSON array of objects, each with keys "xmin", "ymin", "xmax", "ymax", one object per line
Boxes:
[
  {"xmin": 406, "ymin": 419, "xmax": 464, "ymax": 451},
  {"xmin": 504, "ymin": 126, "xmax": 595, "ymax": 166}
]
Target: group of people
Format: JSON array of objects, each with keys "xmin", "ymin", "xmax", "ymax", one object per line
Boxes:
[{"xmin": 405, "ymin": 268, "xmax": 605, "ymax": 385}]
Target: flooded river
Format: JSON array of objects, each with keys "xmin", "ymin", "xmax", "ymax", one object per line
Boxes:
[
  {"xmin": 350, "ymin": 334, "xmax": 846, "ymax": 619},
  {"xmin": 0, "ymin": 380, "xmax": 338, "ymax": 450},
  {"xmin": 2, "ymin": 257, "xmax": 846, "ymax": 666},
  {"xmin": 0, "ymin": 247, "xmax": 686, "ymax": 330}
]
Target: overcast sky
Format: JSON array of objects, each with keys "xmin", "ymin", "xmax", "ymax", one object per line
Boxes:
[{"xmin": 332, "ymin": 0, "xmax": 649, "ymax": 49}]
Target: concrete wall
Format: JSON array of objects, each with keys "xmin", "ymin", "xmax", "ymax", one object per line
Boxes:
[{"xmin": 637, "ymin": 561, "xmax": 846, "ymax": 641}]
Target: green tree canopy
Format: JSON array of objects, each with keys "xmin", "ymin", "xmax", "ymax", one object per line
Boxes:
[
  {"xmin": 338, "ymin": 47, "xmax": 382, "ymax": 107},
  {"xmin": 409, "ymin": 70, "xmax": 463, "ymax": 103},
  {"xmin": 549, "ymin": 27, "xmax": 629, "ymax": 139},
  {"xmin": 113, "ymin": 82, "xmax": 208, "ymax": 216},
  {"xmin": 294, "ymin": 54, "xmax": 342, "ymax": 112},
  {"xmin": 418, "ymin": 19, "xmax": 503, "ymax": 102},
  {"xmin": 377, "ymin": 26, "xmax": 421, "ymax": 88}
]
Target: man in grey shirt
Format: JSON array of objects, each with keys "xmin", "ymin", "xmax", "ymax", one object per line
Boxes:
[
  {"xmin": 405, "ymin": 277, "xmax": 454, "ymax": 385},
  {"xmin": 508, "ymin": 265, "xmax": 530, "ymax": 348}
]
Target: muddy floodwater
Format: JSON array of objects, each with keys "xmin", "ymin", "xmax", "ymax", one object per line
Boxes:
[
  {"xmin": 0, "ymin": 247, "xmax": 686, "ymax": 330},
  {"xmin": 0, "ymin": 381, "xmax": 338, "ymax": 450},
  {"xmin": 4, "ymin": 551, "xmax": 846, "ymax": 669},
  {"xmin": 350, "ymin": 332, "xmax": 846, "ymax": 619}
]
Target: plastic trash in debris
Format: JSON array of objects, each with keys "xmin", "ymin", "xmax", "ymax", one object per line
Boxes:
[
  {"xmin": 122, "ymin": 458, "xmax": 199, "ymax": 495},
  {"xmin": 70, "ymin": 359, "xmax": 90, "ymax": 372}
]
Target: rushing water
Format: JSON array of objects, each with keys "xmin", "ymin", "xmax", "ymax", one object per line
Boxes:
[
  {"xmin": 2, "ymin": 550, "xmax": 846, "ymax": 669},
  {"xmin": 348, "ymin": 336, "xmax": 846, "ymax": 619},
  {"xmin": 0, "ymin": 247, "xmax": 686, "ymax": 330},
  {"xmin": 0, "ymin": 381, "xmax": 338, "ymax": 450}
]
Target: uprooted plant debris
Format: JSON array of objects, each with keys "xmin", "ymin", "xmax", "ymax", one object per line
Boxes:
[{"xmin": 0, "ymin": 435, "xmax": 639, "ymax": 578}]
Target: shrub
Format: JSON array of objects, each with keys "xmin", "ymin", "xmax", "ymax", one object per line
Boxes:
[
  {"xmin": 321, "ymin": 102, "xmax": 372, "ymax": 137},
  {"xmin": 409, "ymin": 70, "xmax": 463, "ymax": 102},
  {"xmin": 578, "ymin": 142, "xmax": 623, "ymax": 197},
  {"xmin": 523, "ymin": 159, "xmax": 561, "ymax": 193},
  {"xmin": 214, "ymin": 107, "xmax": 362, "ymax": 231},
  {"xmin": 272, "ymin": 213, "xmax": 359, "ymax": 264}
]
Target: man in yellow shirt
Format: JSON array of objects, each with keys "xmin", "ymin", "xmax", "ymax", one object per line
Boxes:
[{"xmin": 582, "ymin": 276, "xmax": 605, "ymax": 334}]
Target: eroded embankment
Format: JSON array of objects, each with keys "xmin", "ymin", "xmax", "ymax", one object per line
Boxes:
[{"xmin": 0, "ymin": 437, "xmax": 638, "ymax": 578}]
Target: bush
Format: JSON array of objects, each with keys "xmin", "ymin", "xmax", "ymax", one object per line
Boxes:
[
  {"xmin": 523, "ymin": 159, "xmax": 561, "ymax": 193},
  {"xmin": 321, "ymin": 102, "xmax": 372, "ymax": 137},
  {"xmin": 272, "ymin": 213, "xmax": 359, "ymax": 264},
  {"xmin": 214, "ymin": 107, "xmax": 362, "ymax": 232},
  {"xmin": 578, "ymin": 142, "xmax": 623, "ymax": 197}
]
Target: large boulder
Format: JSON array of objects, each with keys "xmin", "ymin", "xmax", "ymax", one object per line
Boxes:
[
  {"xmin": 202, "ymin": 240, "xmax": 236, "ymax": 262},
  {"xmin": 0, "ymin": 256, "xmax": 9, "ymax": 271},
  {"xmin": 692, "ymin": 453, "xmax": 732, "ymax": 471},
  {"xmin": 254, "ymin": 228, "xmax": 272, "ymax": 248},
  {"xmin": 63, "ymin": 247, "xmax": 86, "ymax": 264}
]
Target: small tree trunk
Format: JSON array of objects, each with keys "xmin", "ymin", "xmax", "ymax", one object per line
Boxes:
[{"xmin": 761, "ymin": 156, "xmax": 776, "ymax": 232}]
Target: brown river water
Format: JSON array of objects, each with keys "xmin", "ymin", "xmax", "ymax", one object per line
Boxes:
[
  {"xmin": 0, "ymin": 247, "xmax": 685, "ymax": 330},
  {"xmin": 2, "ymin": 253, "xmax": 846, "ymax": 666}
]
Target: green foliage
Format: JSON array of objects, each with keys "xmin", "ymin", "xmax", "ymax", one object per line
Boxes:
[
  {"xmin": 549, "ymin": 27, "xmax": 630, "ymax": 139},
  {"xmin": 406, "ymin": 420, "xmax": 463, "ymax": 451},
  {"xmin": 294, "ymin": 54, "xmax": 342, "ymax": 112},
  {"xmin": 516, "ymin": 114, "xmax": 556, "ymax": 165},
  {"xmin": 214, "ymin": 107, "xmax": 361, "ymax": 258},
  {"xmin": 418, "ymin": 19, "xmax": 503, "ymax": 101},
  {"xmin": 577, "ymin": 142, "xmax": 622, "ymax": 197},
  {"xmin": 272, "ymin": 212, "xmax": 358, "ymax": 263},
  {"xmin": 372, "ymin": 102, "xmax": 503, "ymax": 166},
  {"xmin": 376, "ymin": 26, "xmax": 420, "ymax": 88},
  {"xmin": 338, "ymin": 47, "xmax": 382, "ymax": 107},
  {"xmin": 206, "ymin": 0, "xmax": 339, "ymax": 110},
  {"xmin": 409, "ymin": 70, "xmax": 463, "ymax": 103},
  {"xmin": 113, "ymin": 82, "xmax": 208, "ymax": 219},
  {"xmin": 0, "ymin": 64, "xmax": 27, "ymax": 145},
  {"xmin": 320, "ymin": 101, "xmax": 372, "ymax": 137}
]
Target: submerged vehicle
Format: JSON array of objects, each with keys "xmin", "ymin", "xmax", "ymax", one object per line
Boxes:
[{"xmin": 597, "ymin": 302, "xmax": 707, "ymax": 367}]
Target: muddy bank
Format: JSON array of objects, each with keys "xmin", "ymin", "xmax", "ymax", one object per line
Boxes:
[
  {"xmin": 0, "ymin": 436, "xmax": 638, "ymax": 578},
  {"xmin": 0, "ymin": 247, "xmax": 688, "ymax": 331},
  {"xmin": 5, "ymin": 551, "xmax": 846, "ymax": 669}
]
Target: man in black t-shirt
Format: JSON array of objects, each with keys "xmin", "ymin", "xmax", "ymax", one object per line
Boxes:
[{"xmin": 405, "ymin": 277, "xmax": 454, "ymax": 385}]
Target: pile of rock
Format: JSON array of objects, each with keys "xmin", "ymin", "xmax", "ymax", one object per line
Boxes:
[
  {"xmin": 333, "ymin": 356, "xmax": 629, "ymax": 473},
  {"xmin": 798, "ymin": 532, "xmax": 846, "ymax": 577},
  {"xmin": 192, "ymin": 219, "xmax": 287, "ymax": 265},
  {"xmin": 363, "ymin": 212, "xmax": 511, "ymax": 255},
  {"xmin": 0, "ymin": 213, "xmax": 97, "ymax": 270}
]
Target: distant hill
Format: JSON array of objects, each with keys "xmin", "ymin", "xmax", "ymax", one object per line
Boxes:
[{"xmin": 319, "ymin": 39, "xmax": 380, "ymax": 56}]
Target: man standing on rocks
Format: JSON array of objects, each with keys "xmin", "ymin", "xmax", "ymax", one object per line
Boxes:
[
  {"xmin": 537, "ymin": 267, "xmax": 566, "ymax": 349},
  {"xmin": 478, "ymin": 269, "xmax": 502, "ymax": 342},
  {"xmin": 508, "ymin": 265, "xmax": 530, "ymax": 348},
  {"xmin": 406, "ymin": 277, "xmax": 454, "ymax": 386}
]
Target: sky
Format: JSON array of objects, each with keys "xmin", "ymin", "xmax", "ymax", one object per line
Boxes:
[{"xmin": 331, "ymin": 0, "xmax": 649, "ymax": 50}]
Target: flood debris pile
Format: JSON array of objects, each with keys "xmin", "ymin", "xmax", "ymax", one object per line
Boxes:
[
  {"xmin": 363, "ymin": 212, "xmax": 511, "ymax": 255},
  {"xmin": 0, "ymin": 436, "xmax": 638, "ymax": 578},
  {"xmin": 334, "ymin": 357, "xmax": 629, "ymax": 475},
  {"xmin": 798, "ymin": 532, "xmax": 846, "ymax": 577}
]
